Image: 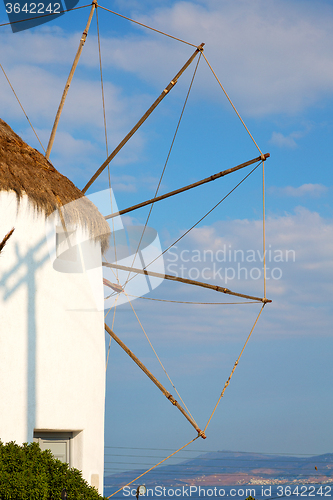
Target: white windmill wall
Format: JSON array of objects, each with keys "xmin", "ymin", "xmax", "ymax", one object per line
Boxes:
[{"xmin": 0, "ymin": 191, "xmax": 105, "ymax": 494}]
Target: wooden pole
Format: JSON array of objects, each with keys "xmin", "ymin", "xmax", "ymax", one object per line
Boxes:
[
  {"xmin": 102, "ymin": 262, "xmax": 272, "ymax": 303},
  {"xmin": 105, "ymin": 153, "xmax": 270, "ymax": 220},
  {"xmin": 104, "ymin": 324, "xmax": 206, "ymax": 438},
  {"xmin": 45, "ymin": 0, "xmax": 97, "ymax": 159},
  {"xmin": 82, "ymin": 43, "xmax": 205, "ymax": 193}
]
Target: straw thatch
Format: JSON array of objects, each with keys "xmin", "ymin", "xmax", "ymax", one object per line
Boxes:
[{"xmin": 0, "ymin": 119, "xmax": 110, "ymax": 252}]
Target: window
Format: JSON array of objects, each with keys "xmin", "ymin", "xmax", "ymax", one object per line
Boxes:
[{"xmin": 33, "ymin": 431, "xmax": 72, "ymax": 465}]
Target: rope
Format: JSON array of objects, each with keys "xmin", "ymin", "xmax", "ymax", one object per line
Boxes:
[
  {"xmin": 126, "ymin": 294, "xmax": 261, "ymax": 305},
  {"xmin": 201, "ymin": 53, "xmax": 262, "ymax": 156},
  {"xmin": 203, "ymin": 304, "xmax": 265, "ymax": 432},
  {"xmin": 0, "ymin": 3, "xmax": 90, "ymax": 27},
  {"xmin": 124, "ymin": 52, "xmax": 202, "ymax": 288},
  {"xmin": 97, "ymin": 4, "xmax": 197, "ymax": 48},
  {"xmin": 96, "ymin": 6, "xmax": 108, "ymax": 159},
  {"xmin": 0, "ymin": 64, "xmax": 45, "ymax": 153},
  {"xmin": 107, "ymin": 436, "xmax": 200, "ymax": 498},
  {"xmin": 122, "ymin": 288, "xmax": 197, "ymax": 424}
]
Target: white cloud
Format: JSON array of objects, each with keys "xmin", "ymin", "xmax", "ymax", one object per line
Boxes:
[{"xmin": 269, "ymin": 184, "xmax": 329, "ymax": 198}]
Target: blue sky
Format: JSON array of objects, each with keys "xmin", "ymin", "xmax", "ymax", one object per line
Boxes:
[{"xmin": 1, "ymin": 0, "xmax": 333, "ymax": 478}]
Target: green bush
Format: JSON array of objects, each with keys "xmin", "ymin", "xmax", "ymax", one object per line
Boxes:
[{"xmin": 0, "ymin": 441, "xmax": 107, "ymax": 500}]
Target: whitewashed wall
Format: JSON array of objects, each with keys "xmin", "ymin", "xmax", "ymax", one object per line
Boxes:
[{"xmin": 0, "ymin": 191, "xmax": 105, "ymax": 494}]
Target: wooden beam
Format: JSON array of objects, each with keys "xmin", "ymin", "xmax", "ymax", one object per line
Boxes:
[
  {"xmin": 82, "ymin": 43, "xmax": 205, "ymax": 194},
  {"xmin": 105, "ymin": 323, "xmax": 206, "ymax": 439},
  {"xmin": 45, "ymin": 0, "xmax": 97, "ymax": 159},
  {"xmin": 102, "ymin": 262, "xmax": 272, "ymax": 303},
  {"xmin": 105, "ymin": 153, "xmax": 270, "ymax": 220}
]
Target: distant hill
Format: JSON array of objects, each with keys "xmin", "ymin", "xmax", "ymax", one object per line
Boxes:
[{"xmin": 104, "ymin": 451, "xmax": 333, "ymax": 489}]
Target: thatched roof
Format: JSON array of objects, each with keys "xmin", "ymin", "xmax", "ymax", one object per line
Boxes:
[{"xmin": 0, "ymin": 118, "xmax": 110, "ymax": 252}]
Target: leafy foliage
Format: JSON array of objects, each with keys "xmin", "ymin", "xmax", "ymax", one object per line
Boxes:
[{"xmin": 0, "ymin": 441, "xmax": 107, "ymax": 500}]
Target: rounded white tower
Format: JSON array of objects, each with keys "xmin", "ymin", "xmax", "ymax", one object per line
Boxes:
[{"xmin": 0, "ymin": 119, "xmax": 110, "ymax": 494}]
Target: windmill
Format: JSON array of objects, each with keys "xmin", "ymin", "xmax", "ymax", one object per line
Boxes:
[{"xmin": 0, "ymin": 2, "xmax": 271, "ymax": 496}]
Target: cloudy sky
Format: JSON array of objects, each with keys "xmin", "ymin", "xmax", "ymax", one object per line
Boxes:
[{"xmin": 1, "ymin": 0, "xmax": 333, "ymax": 480}]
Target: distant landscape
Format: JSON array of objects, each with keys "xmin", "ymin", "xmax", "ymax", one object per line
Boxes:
[{"xmin": 104, "ymin": 451, "xmax": 333, "ymax": 489}]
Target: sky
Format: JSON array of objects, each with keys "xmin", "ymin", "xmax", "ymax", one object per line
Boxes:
[{"xmin": 1, "ymin": 0, "xmax": 333, "ymax": 481}]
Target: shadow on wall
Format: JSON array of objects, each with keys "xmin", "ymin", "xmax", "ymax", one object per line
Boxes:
[{"xmin": 0, "ymin": 233, "xmax": 49, "ymax": 441}]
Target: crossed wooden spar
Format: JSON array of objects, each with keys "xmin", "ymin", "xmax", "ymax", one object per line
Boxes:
[{"xmin": 101, "ymin": 153, "xmax": 271, "ymax": 438}]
